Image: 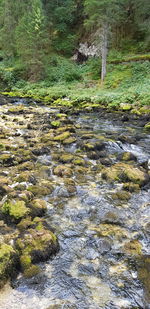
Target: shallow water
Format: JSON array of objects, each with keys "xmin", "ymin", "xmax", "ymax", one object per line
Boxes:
[{"xmin": 0, "ymin": 102, "xmax": 150, "ymax": 309}]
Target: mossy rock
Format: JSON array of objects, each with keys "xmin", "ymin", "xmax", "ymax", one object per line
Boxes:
[
  {"xmin": 17, "ymin": 216, "xmax": 33, "ymax": 231},
  {"xmin": 56, "ymin": 113, "xmax": 67, "ymax": 118},
  {"xmin": 51, "ymin": 121, "xmax": 61, "ymax": 128},
  {"xmin": 16, "ymin": 225, "xmax": 59, "ymax": 264},
  {"xmin": 2, "ymin": 200, "xmax": 30, "ymax": 222},
  {"xmin": 63, "ymin": 137, "xmax": 76, "ymax": 145},
  {"xmin": 0, "ymin": 244, "xmax": 18, "ymax": 288},
  {"xmin": 91, "ymin": 224, "xmax": 128, "ymax": 240},
  {"xmin": 29, "ymin": 199, "xmax": 47, "ymax": 217},
  {"xmin": 101, "ymin": 163, "xmax": 148, "ymax": 186},
  {"xmin": 144, "ymin": 122, "xmax": 150, "ymax": 131},
  {"xmin": 137, "ymin": 256, "xmax": 150, "ymax": 303},
  {"xmin": 59, "ymin": 154, "xmax": 74, "ymax": 163},
  {"xmin": 54, "ymin": 131, "xmax": 70, "ymax": 142},
  {"xmin": 120, "ymin": 103, "xmax": 132, "ymax": 111},
  {"xmin": 28, "ymin": 183, "xmax": 53, "ymax": 197},
  {"xmin": 0, "ymin": 153, "xmax": 14, "ymax": 166},
  {"xmin": 112, "ymin": 190, "xmax": 131, "ymax": 201},
  {"xmin": 24, "ymin": 265, "xmax": 41, "ymax": 278},
  {"xmin": 123, "ymin": 240, "xmax": 142, "ymax": 256},
  {"xmin": 120, "ymin": 152, "xmax": 137, "ymax": 162},
  {"xmin": 73, "ymin": 158, "xmax": 85, "ymax": 166},
  {"xmin": 16, "ymin": 171, "xmax": 35, "ymax": 183},
  {"xmin": 123, "ymin": 183, "xmax": 140, "ymax": 192},
  {"xmin": 41, "ymin": 132, "xmax": 54, "ymax": 143},
  {"xmin": 17, "ymin": 161, "xmax": 35, "ymax": 171},
  {"xmin": 53, "ymin": 165, "xmax": 73, "ymax": 177},
  {"xmin": 8, "ymin": 105, "xmax": 25, "ymax": 114}
]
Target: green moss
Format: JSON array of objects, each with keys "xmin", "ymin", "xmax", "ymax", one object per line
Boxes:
[
  {"xmin": 2, "ymin": 200, "xmax": 29, "ymax": 221},
  {"xmin": 27, "ymin": 184, "xmax": 53, "ymax": 197},
  {"xmin": 0, "ymin": 244, "xmax": 17, "ymax": 287},
  {"xmin": 73, "ymin": 158, "xmax": 85, "ymax": 166},
  {"xmin": 0, "ymin": 153, "xmax": 14, "ymax": 165},
  {"xmin": 112, "ymin": 190, "xmax": 131, "ymax": 201},
  {"xmin": 24, "ymin": 265, "xmax": 41, "ymax": 278},
  {"xmin": 102, "ymin": 163, "xmax": 147, "ymax": 186},
  {"xmin": 56, "ymin": 113, "xmax": 67, "ymax": 118},
  {"xmin": 51, "ymin": 121, "xmax": 61, "ymax": 128},
  {"xmin": 54, "ymin": 131, "xmax": 70, "ymax": 141},
  {"xmin": 144, "ymin": 122, "xmax": 150, "ymax": 131},
  {"xmin": 60, "ymin": 154, "xmax": 74, "ymax": 163},
  {"xmin": 120, "ymin": 103, "xmax": 132, "ymax": 111},
  {"xmin": 53, "ymin": 165, "xmax": 73, "ymax": 177},
  {"xmin": 91, "ymin": 224, "xmax": 127, "ymax": 239},
  {"xmin": 29, "ymin": 199, "xmax": 47, "ymax": 216},
  {"xmin": 63, "ymin": 137, "xmax": 76, "ymax": 145},
  {"xmin": 8, "ymin": 105, "xmax": 25, "ymax": 114},
  {"xmin": 124, "ymin": 240, "xmax": 142, "ymax": 255},
  {"xmin": 20, "ymin": 254, "xmax": 32, "ymax": 271}
]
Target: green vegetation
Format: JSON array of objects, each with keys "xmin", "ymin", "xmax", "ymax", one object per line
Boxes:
[{"xmin": 0, "ymin": 0, "xmax": 149, "ymax": 109}]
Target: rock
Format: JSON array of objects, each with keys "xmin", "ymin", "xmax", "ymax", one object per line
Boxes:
[
  {"xmin": 119, "ymin": 151, "xmax": 137, "ymax": 162},
  {"xmin": 59, "ymin": 154, "xmax": 74, "ymax": 163},
  {"xmin": 51, "ymin": 121, "xmax": 61, "ymax": 128},
  {"xmin": 16, "ymin": 219, "xmax": 59, "ymax": 276},
  {"xmin": 2, "ymin": 200, "xmax": 30, "ymax": 223},
  {"xmin": 0, "ymin": 244, "xmax": 18, "ymax": 288},
  {"xmin": 54, "ymin": 131, "xmax": 70, "ymax": 142},
  {"xmin": 120, "ymin": 103, "xmax": 132, "ymax": 111},
  {"xmin": 28, "ymin": 182, "xmax": 53, "ymax": 197},
  {"xmin": 123, "ymin": 183, "xmax": 140, "ymax": 192},
  {"xmin": 90, "ymin": 224, "xmax": 128, "ymax": 240},
  {"xmin": 53, "ymin": 165, "xmax": 73, "ymax": 177},
  {"xmin": 112, "ymin": 190, "xmax": 131, "ymax": 201},
  {"xmin": 29, "ymin": 199, "xmax": 47, "ymax": 217},
  {"xmin": 123, "ymin": 240, "xmax": 142, "ymax": 256},
  {"xmin": 0, "ymin": 153, "xmax": 14, "ymax": 166},
  {"xmin": 101, "ymin": 163, "xmax": 149, "ymax": 186},
  {"xmin": 144, "ymin": 122, "xmax": 150, "ymax": 131}
]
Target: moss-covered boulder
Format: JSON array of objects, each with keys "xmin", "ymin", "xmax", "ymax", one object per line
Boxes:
[
  {"xmin": 29, "ymin": 199, "xmax": 47, "ymax": 217},
  {"xmin": 101, "ymin": 163, "xmax": 148, "ymax": 186},
  {"xmin": 54, "ymin": 131, "xmax": 70, "ymax": 142},
  {"xmin": 16, "ymin": 219, "xmax": 59, "ymax": 276},
  {"xmin": 59, "ymin": 154, "xmax": 74, "ymax": 163},
  {"xmin": 28, "ymin": 182, "xmax": 53, "ymax": 197},
  {"xmin": 111, "ymin": 190, "xmax": 131, "ymax": 201},
  {"xmin": 0, "ymin": 244, "xmax": 18, "ymax": 288},
  {"xmin": 144, "ymin": 122, "xmax": 150, "ymax": 131},
  {"xmin": 53, "ymin": 165, "xmax": 73, "ymax": 177},
  {"xmin": 119, "ymin": 151, "xmax": 137, "ymax": 162},
  {"xmin": 0, "ymin": 153, "xmax": 14, "ymax": 166},
  {"xmin": 2, "ymin": 200, "xmax": 30, "ymax": 222},
  {"xmin": 90, "ymin": 224, "xmax": 128, "ymax": 240}
]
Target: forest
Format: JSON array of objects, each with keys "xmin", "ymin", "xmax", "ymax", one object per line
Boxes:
[{"xmin": 0, "ymin": 0, "xmax": 150, "ymax": 109}]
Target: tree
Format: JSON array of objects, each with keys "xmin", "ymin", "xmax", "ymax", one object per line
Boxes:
[
  {"xmin": 84, "ymin": 0, "xmax": 123, "ymax": 82},
  {"xmin": 0, "ymin": 0, "xmax": 17, "ymax": 57},
  {"xmin": 15, "ymin": 0, "xmax": 50, "ymax": 80}
]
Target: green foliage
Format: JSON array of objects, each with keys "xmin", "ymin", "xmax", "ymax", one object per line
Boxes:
[{"xmin": 45, "ymin": 56, "xmax": 82, "ymax": 83}]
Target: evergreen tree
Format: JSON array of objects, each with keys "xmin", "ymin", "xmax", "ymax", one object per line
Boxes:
[
  {"xmin": 15, "ymin": 0, "xmax": 50, "ymax": 80},
  {"xmin": 84, "ymin": 0, "xmax": 124, "ymax": 81},
  {"xmin": 0, "ymin": 0, "xmax": 16, "ymax": 57}
]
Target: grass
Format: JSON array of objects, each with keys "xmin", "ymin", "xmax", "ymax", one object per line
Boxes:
[{"xmin": 0, "ymin": 54, "xmax": 150, "ymax": 111}]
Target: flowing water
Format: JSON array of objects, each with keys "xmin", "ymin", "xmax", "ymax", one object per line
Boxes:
[{"xmin": 0, "ymin": 100, "xmax": 150, "ymax": 309}]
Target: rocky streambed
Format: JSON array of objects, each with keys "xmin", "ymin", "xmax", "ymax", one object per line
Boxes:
[{"xmin": 0, "ymin": 96, "xmax": 150, "ymax": 309}]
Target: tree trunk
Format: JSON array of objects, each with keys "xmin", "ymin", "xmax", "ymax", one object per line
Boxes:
[{"xmin": 101, "ymin": 23, "xmax": 108, "ymax": 83}]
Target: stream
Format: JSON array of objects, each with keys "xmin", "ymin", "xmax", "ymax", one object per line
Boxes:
[{"xmin": 0, "ymin": 98, "xmax": 150, "ymax": 309}]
